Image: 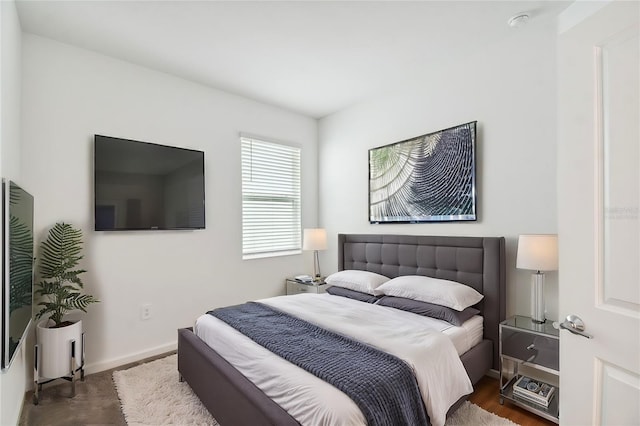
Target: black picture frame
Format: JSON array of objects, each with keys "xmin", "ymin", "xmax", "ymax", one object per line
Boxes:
[{"xmin": 369, "ymin": 121, "xmax": 477, "ymax": 223}]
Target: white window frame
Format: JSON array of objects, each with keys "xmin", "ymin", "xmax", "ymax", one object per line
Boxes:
[{"xmin": 241, "ymin": 134, "xmax": 301, "ymax": 259}]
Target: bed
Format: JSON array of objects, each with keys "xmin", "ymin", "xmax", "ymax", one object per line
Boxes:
[{"xmin": 177, "ymin": 234, "xmax": 506, "ymax": 425}]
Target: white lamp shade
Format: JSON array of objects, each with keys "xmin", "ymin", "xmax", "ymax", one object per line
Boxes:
[
  {"xmin": 302, "ymin": 228, "xmax": 327, "ymax": 251},
  {"xmin": 516, "ymin": 234, "xmax": 558, "ymax": 271}
]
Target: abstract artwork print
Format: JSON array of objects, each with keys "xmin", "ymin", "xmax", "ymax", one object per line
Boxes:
[{"xmin": 369, "ymin": 121, "xmax": 477, "ymax": 223}]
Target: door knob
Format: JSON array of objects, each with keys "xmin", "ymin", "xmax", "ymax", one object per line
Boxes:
[{"xmin": 559, "ymin": 314, "xmax": 593, "ymax": 339}]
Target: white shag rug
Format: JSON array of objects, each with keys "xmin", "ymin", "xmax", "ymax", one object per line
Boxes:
[{"xmin": 113, "ymin": 354, "xmax": 518, "ymax": 426}]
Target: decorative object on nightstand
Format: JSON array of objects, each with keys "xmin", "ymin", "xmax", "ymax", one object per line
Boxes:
[
  {"xmin": 516, "ymin": 234, "xmax": 558, "ymax": 323},
  {"xmin": 499, "ymin": 315, "xmax": 559, "ymax": 423},
  {"xmin": 285, "ymin": 278, "xmax": 328, "ymax": 295},
  {"xmin": 512, "ymin": 375, "xmax": 556, "ymax": 407},
  {"xmin": 302, "ymin": 228, "xmax": 327, "ymax": 282}
]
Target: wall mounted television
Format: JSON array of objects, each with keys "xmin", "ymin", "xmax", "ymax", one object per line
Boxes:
[
  {"xmin": 94, "ymin": 135, "xmax": 205, "ymax": 231},
  {"xmin": 2, "ymin": 179, "xmax": 34, "ymax": 370}
]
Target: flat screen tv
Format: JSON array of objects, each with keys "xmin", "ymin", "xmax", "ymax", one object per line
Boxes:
[
  {"xmin": 94, "ymin": 135, "xmax": 205, "ymax": 231},
  {"xmin": 2, "ymin": 180, "xmax": 34, "ymax": 369}
]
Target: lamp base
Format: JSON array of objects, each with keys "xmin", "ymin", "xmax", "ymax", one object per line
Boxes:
[
  {"xmin": 531, "ymin": 272, "xmax": 545, "ymax": 323},
  {"xmin": 313, "ymin": 250, "xmax": 322, "ymax": 282}
]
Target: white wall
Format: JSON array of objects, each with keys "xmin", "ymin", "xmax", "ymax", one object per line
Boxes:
[
  {"xmin": 318, "ymin": 17, "xmax": 559, "ymax": 320},
  {"xmin": 0, "ymin": 1, "xmax": 27, "ymax": 425},
  {"xmin": 1, "ymin": 1, "xmax": 21, "ymax": 179},
  {"xmin": 21, "ymin": 34, "xmax": 318, "ymax": 374}
]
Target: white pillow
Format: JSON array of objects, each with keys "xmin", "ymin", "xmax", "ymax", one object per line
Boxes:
[
  {"xmin": 325, "ymin": 270, "xmax": 390, "ymax": 295},
  {"xmin": 375, "ymin": 275, "xmax": 483, "ymax": 311}
]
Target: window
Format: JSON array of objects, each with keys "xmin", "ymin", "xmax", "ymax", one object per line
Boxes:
[{"xmin": 241, "ymin": 135, "xmax": 301, "ymax": 259}]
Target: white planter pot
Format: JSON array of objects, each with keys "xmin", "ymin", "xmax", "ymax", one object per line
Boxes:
[{"xmin": 36, "ymin": 319, "xmax": 83, "ymax": 380}]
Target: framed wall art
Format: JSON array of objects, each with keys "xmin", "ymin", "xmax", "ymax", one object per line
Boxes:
[{"xmin": 369, "ymin": 121, "xmax": 477, "ymax": 223}]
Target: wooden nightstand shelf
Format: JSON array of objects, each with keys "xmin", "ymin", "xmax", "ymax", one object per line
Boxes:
[
  {"xmin": 285, "ymin": 278, "xmax": 328, "ymax": 295},
  {"xmin": 499, "ymin": 315, "xmax": 560, "ymax": 423}
]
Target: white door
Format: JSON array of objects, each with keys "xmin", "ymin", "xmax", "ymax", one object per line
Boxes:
[{"xmin": 557, "ymin": 1, "xmax": 639, "ymax": 425}]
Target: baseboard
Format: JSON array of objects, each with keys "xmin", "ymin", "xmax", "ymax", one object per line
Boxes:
[
  {"xmin": 486, "ymin": 368, "xmax": 499, "ymax": 379},
  {"xmin": 84, "ymin": 341, "xmax": 177, "ymax": 375},
  {"xmin": 23, "ymin": 341, "xmax": 178, "ymax": 393}
]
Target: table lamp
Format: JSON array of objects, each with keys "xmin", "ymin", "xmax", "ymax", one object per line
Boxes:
[
  {"xmin": 516, "ymin": 234, "xmax": 558, "ymax": 323},
  {"xmin": 302, "ymin": 228, "xmax": 327, "ymax": 282}
]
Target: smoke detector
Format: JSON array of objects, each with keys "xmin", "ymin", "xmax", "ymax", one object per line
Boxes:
[{"xmin": 508, "ymin": 13, "xmax": 530, "ymax": 28}]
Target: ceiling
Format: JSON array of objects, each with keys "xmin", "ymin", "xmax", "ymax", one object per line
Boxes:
[{"xmin": 15, "ymin": 1, "xmax": 570, "ymax": 118}]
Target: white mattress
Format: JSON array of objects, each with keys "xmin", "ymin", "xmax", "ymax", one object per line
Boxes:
[
  {"xmin": 195, "ymin": 293, "xmax": 479, "ymax": 426},
  {"xmin": 442, "ymin": 313, "xmax": 484, "ymax": 355}
]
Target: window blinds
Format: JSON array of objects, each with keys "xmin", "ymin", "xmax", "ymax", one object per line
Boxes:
[{"xmin": 241, "ymin": 136, "xmax": 301, "ymax": 258}]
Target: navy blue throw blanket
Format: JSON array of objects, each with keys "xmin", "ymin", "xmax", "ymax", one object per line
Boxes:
[{"xmin": 208, "ymin": 302, "xmax": 428, "ymax": 426}]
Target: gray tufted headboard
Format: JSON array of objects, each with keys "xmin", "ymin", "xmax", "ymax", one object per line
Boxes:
[{"xmin": 338, "ymin": 234, "xmax": 506, "ymax": 369}]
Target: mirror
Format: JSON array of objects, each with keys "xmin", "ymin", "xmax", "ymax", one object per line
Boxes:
[{"xmin": 2, "ymin": 180, "xmax": 34, "ymax": 369}]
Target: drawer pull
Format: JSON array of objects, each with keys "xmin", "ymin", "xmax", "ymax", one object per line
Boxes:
[{"xmin": 526, "ymin": 343, "xmax": 535, "ymax": 350}]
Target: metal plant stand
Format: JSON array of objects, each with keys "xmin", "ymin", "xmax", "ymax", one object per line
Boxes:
[{"xmin": 33, "ymin": 333, "xmax": 85, "ymax": 405}]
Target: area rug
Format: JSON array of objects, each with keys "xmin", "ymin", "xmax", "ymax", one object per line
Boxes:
[{"xmin": 114, "ymin": 354, "xmax": 518, "ymax": 426}]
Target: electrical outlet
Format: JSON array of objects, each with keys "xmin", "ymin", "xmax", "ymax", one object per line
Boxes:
[{"xmin": 141, "ymin": 303, "xmax": 152, "ymax": 320}]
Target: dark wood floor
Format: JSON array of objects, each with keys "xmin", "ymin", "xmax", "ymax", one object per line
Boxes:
[
  {"xmin": 21, "ymin": 357, "xmax": 553, "ymax": 426},
  {"xmin": 469, "ymin": 376, "xmax": 556, "ymax": 426}
]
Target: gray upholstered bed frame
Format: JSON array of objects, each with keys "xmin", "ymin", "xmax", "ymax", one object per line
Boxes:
[{"xmin": 178, "ymin": 234, "xmax": 506, "ymax": 426}]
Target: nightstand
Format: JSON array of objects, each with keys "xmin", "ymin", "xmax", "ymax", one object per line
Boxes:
[
  {"xmin": 285, "ymin": 278, "xmax": 328, "ymax": 295},
  {"xmin": 499, "ymin": 315, "xmax": 560, "ymax": 423}
]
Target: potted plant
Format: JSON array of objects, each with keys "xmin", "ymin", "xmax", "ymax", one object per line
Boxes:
[{"xmin": 35, "ymin": 222, "xmax": 99, "ymax": 379}]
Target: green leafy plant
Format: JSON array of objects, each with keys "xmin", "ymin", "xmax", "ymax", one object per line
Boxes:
[{"xmin": 35, "ymin": 222, "xmax": 99, "ymax": 327}]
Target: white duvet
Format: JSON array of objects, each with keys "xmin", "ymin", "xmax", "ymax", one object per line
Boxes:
[{"xmin": 195, "ymin": 293, "xmax": 474, "ymax": 426}]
